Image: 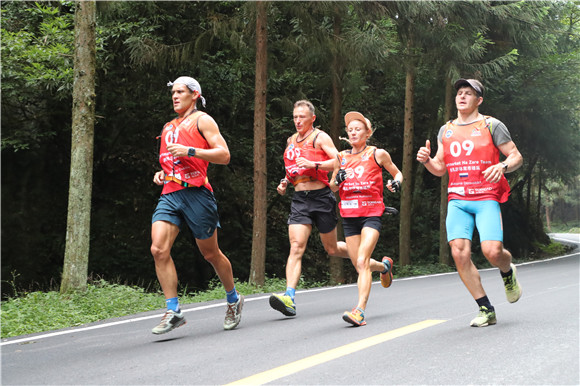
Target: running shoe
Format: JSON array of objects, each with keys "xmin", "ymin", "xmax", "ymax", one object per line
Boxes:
[
  {"xmin": 269, "ymin": 293, "xmax": 296, "ymax": 316},
  {"xmin": 470, "ymin": 306, "xmax": 497, "ymax": 327},
  {"xmin": 503, "ymin": 263, "xmax": 522, "ymax": 303},
  {"xmin": 224, "ymin": 293, "xmax": 244, "ymax": 330},
  {"xmin": 342, "ymin": 307, "xmax": 366, "ymax": 326},
  {"xmin": 151, "ymin": 309, "xmax": 186, "ymax": 335},
  {"xmin": 380, "ymin": 256, "xmax": 394, "ymax": 288}
]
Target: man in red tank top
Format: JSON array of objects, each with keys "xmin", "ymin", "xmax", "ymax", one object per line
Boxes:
[
  {"xmin": 417, "ymin": 78, "xmax": 524, "ymax": 327},
  {"xmin": 269, "ymin": 100, "xmax": 351, "ymax": 317},
  {"xmin": 150, "ymin": 76, "xmax": 243, "ymax": 334}
]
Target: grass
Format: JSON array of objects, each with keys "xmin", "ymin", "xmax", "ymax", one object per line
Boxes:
[{"xmin": 0, "ymin": 276, "xmax": 311, "ymax": 339}]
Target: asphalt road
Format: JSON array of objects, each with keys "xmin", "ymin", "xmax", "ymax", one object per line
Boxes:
[{"xmin": 2, "ymin": 234, "xmax": 578, "ymax": 385}]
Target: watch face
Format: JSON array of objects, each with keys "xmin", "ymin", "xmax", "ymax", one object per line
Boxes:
[{"xmin": 188, "ymin": 148, "xmax": 195, "ymax": 157}]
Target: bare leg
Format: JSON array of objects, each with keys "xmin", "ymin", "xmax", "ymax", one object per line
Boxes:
[
  {"xmin": 286, "ymin": 224, "xmax": 312, "ymax": 289},
  {"xmin": 196, "ymin": 230, "xmax": 235, "ymax": 292},
  {"xmin": 151, "ymin": 220, "xmax": 180, "ymax": 299},
  {"xmin": 319, "ymin": 228, "xmax": 384, "ymax": 271},
  {"xmin": 319, "ymin": 228, "xmax": 349, "ymax": 258},
  {"xmin": 449, "ymin": 238, "xmax": 486, "ymax": 300},
  {"xmin": 481, "ymin": 240, "xmax": 512, "ymax": 272},
  {"xmin": 346, "ymin": 228, "xmax": 380, "ymax": 311}
]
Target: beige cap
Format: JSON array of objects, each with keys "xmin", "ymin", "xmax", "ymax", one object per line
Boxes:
[{"xmin": 344, "ymin": 111, "xmax": 372, "ymax": 131}]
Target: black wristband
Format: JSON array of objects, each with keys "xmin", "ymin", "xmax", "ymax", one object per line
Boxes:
[{"xmin": 187, "ymin": 147, "xmax": 196, "ymax": 157}]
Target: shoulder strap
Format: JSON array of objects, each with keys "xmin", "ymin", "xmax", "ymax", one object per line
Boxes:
[
  {"xmin": 193, "ymin": 111, "xmax": 208, "ymax": 141},
  {"xmin": 483, "ymin": 115, "xmax": 493, "ymax": 135},
  {"xmin": 312, "ymin": 129, "xmax": 321, "ymax": 148},
  {"xmin": 371, "ymin": 146, "xmax": 385, "ymax": 170}
]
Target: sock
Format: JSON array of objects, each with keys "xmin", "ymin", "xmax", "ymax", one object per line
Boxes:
[
  {"xmin": 226, "ymin": 287, "xmax": 239, "ymax": 303},
  {"xmin": 166, "ymin": 297, "xmax": 180, "ymax": 312},
  {"xmin": 285, "ymin": 287, "xmax": 296, "ymax": 301},
  {"xmin": 381, "ymin": 258, "xmax": 391, "ymax": 274},
  {"xmin": 475, "ymin": 296, "xmax": 494, "ymax": 311},
  {"xmin": 500, "ymin": 268, "xmax": 513, "ymax": 278}
]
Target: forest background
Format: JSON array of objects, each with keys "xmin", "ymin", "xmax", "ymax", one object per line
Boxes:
[{"xmin": 2, "ymin": 1, "xmax": 579, "ymax": 299}]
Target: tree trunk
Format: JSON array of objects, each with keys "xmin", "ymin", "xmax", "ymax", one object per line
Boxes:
[
  {"xmin": 545, "ymin": 205, "xmax": 552, "ymax": 232},
  {"xmin": 399, "ymin": 46, "xmax": 415, "ymax": 267},
  {"xmin": 61, "ymin": 0, "xmax": 96, "ymax": 294},
  {"xmin": 328, "ymin": 9, "xmax": 345, "ymax": 285},
  {"xmin": 249, "ymin": 1, "xmax": 268, "ymax": 286},
  {"xmin": 439, "ymin": 78, "xmax": 453, "ymax": 265}
]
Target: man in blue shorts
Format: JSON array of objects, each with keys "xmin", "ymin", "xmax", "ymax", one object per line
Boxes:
[
  {"xmin": 416, "ymin": 78, "xmax": 523, "ymax": 327},
  {"xmin": 150, "ymin": 76, "xmax": 243, "ymax": 334}
]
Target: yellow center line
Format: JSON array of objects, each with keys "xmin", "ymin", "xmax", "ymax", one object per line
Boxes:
[{"xmin": 225, "ymin": 319, "xmax": 446, "ymax": 386}]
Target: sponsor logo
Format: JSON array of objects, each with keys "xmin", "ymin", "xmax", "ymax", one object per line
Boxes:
[
  {"xmin": 361, "ymin": 153, "xmax": 369, "ymax": 161},
  {"xmin": 341, "ymin": 200, "xmax": 358, "ymax": 209},
  {"xmin": 165, "ymin": 124, "xmax": 174, "ymax": 131},
  {"xmin": 468, "ymin": 186, "xmax": 493, "ymax": 195},
  {"xmin": 471, "ymin": 128, "xmax": 482, "ymax": 137},
  {"xmin": 362, "ymin": 200, "xmax": 382, "ymax": 206},
  {"xmin": 185, "ymin": 171, "xmax": 201, "ymax": 179},
  {"xmin": 448, "ymin": 187, "xmax": 465, "ymax": 195},
  {"xmin": 341, "ymin": 157, "xmax": 347, "ymax": 166},
  {"xmin": 445, "ymin": 129, "xmax": 453, "ymax": 138}
]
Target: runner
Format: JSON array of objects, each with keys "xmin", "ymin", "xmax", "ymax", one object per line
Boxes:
[
  {"xmin": 150, "ymin": 76, "xmax": 243, "ymax": 334},
  {"xmin": 416, "ymin": 78, "xmax": 523, "ymax": 327},
  {"xmin": 330, "ymin": 112, "xmax": 401, "ymax": 326},
  {"xmin": 270, "ymin": 100, "xmax": 355, "ymax": 317}
]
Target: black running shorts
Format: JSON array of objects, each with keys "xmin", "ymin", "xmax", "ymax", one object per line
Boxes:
[
  {"xmin": 342, "ymin": 216, "xmax": 382, "ymax": 237},
  {"xmin": 288, "ymin": 186, "xmax": 338, "ymax": 234}
]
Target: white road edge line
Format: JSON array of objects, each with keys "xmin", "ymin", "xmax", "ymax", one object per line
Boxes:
[{"xmin": 2, "ymin": 242, "xmax": 577, "ymax": 347}]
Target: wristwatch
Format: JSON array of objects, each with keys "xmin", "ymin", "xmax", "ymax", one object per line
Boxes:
[
  {"xmin": 187, "ymin": 147, "xmax": 196, "ymax": 157},
  {"xmin": 501, "ymin": 162, "xmax": 508, "ymax": 172}
]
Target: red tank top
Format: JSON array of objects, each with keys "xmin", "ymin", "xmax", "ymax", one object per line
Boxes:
[
  {"xmin": 338, "ymin": 146, "xmax": 385, "ymax": 217},
  {"xmin": 442, "ymin": 117, "xmax": 509, "ymax": 203},
  {"xmin": 283, "ymin": 128, "xmax": 330, "ymax": 186},
  {"xmin": 158, "ymin": 111, "xmax": 213, "ymax": 195}
]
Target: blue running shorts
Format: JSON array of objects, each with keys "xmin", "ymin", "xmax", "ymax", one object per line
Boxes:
[
  {"xmin": 446, "ymin": 199, "xmax": 503, "ymax": 243},
  {"xmin": 152, "ymin": 187, "xmax": 220, "ymax": 240}
]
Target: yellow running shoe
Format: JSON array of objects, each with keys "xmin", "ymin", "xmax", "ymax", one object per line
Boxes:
[
  {"xmin": 470, "ymin": 306, "xmax": 497, "ymax": 327},
  {"xmin": 503, "ymin": 263, "xmax": 522, "ymax": 303},
  {"xmin": 269, "ymin": 293, "xmax": 296, "ymax": 316}
]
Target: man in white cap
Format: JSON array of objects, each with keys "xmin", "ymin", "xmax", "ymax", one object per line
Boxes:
[
  {"xmin": 416, "ymin": 78, "xmax": 523, "ymax": 327},
  {"xmin": 150, "ymin": 76, "xmax": 243, "ymax": 334}
]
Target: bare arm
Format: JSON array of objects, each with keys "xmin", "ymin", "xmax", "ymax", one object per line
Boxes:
[
  {"xmin": 416, "ymin": 139, "xmax": 447, "ymax": 177},
  {"xmin": 166, "ymin": 114, "xmax": 231, "ymax": 165},
  {"xmin": 375, "ymin": 149, "xmax": 403, "ymax": 192},
  {"xmin": 482, "ymin": 141, "xmax": 523, "ymax": 183},
  {"xmin": 329, "ymin": 156, "xmax": 342, "ymax": 193},
  {"xmin": 153, "ymin": 170, "xmax": 165, "ymax": 185}
]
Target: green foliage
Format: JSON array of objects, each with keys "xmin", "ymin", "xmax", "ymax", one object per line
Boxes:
[
  {"xmin": 1, "ymin": 279, "xmax": 164, "ymax": 338},
  {"xmin": 1, "ymin": 276, "xmax": 315, "ymax": 338},
  {"xmin": 2, "ymin": 1, "xmax": 578, "ymax": 300},
  {"xmin": 533, "ymin": 241, "xmax": 568, "ymax": 256},
  {"xmin": 394, "ymin": 263, "xmax": 456, "ymax": 278}
]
